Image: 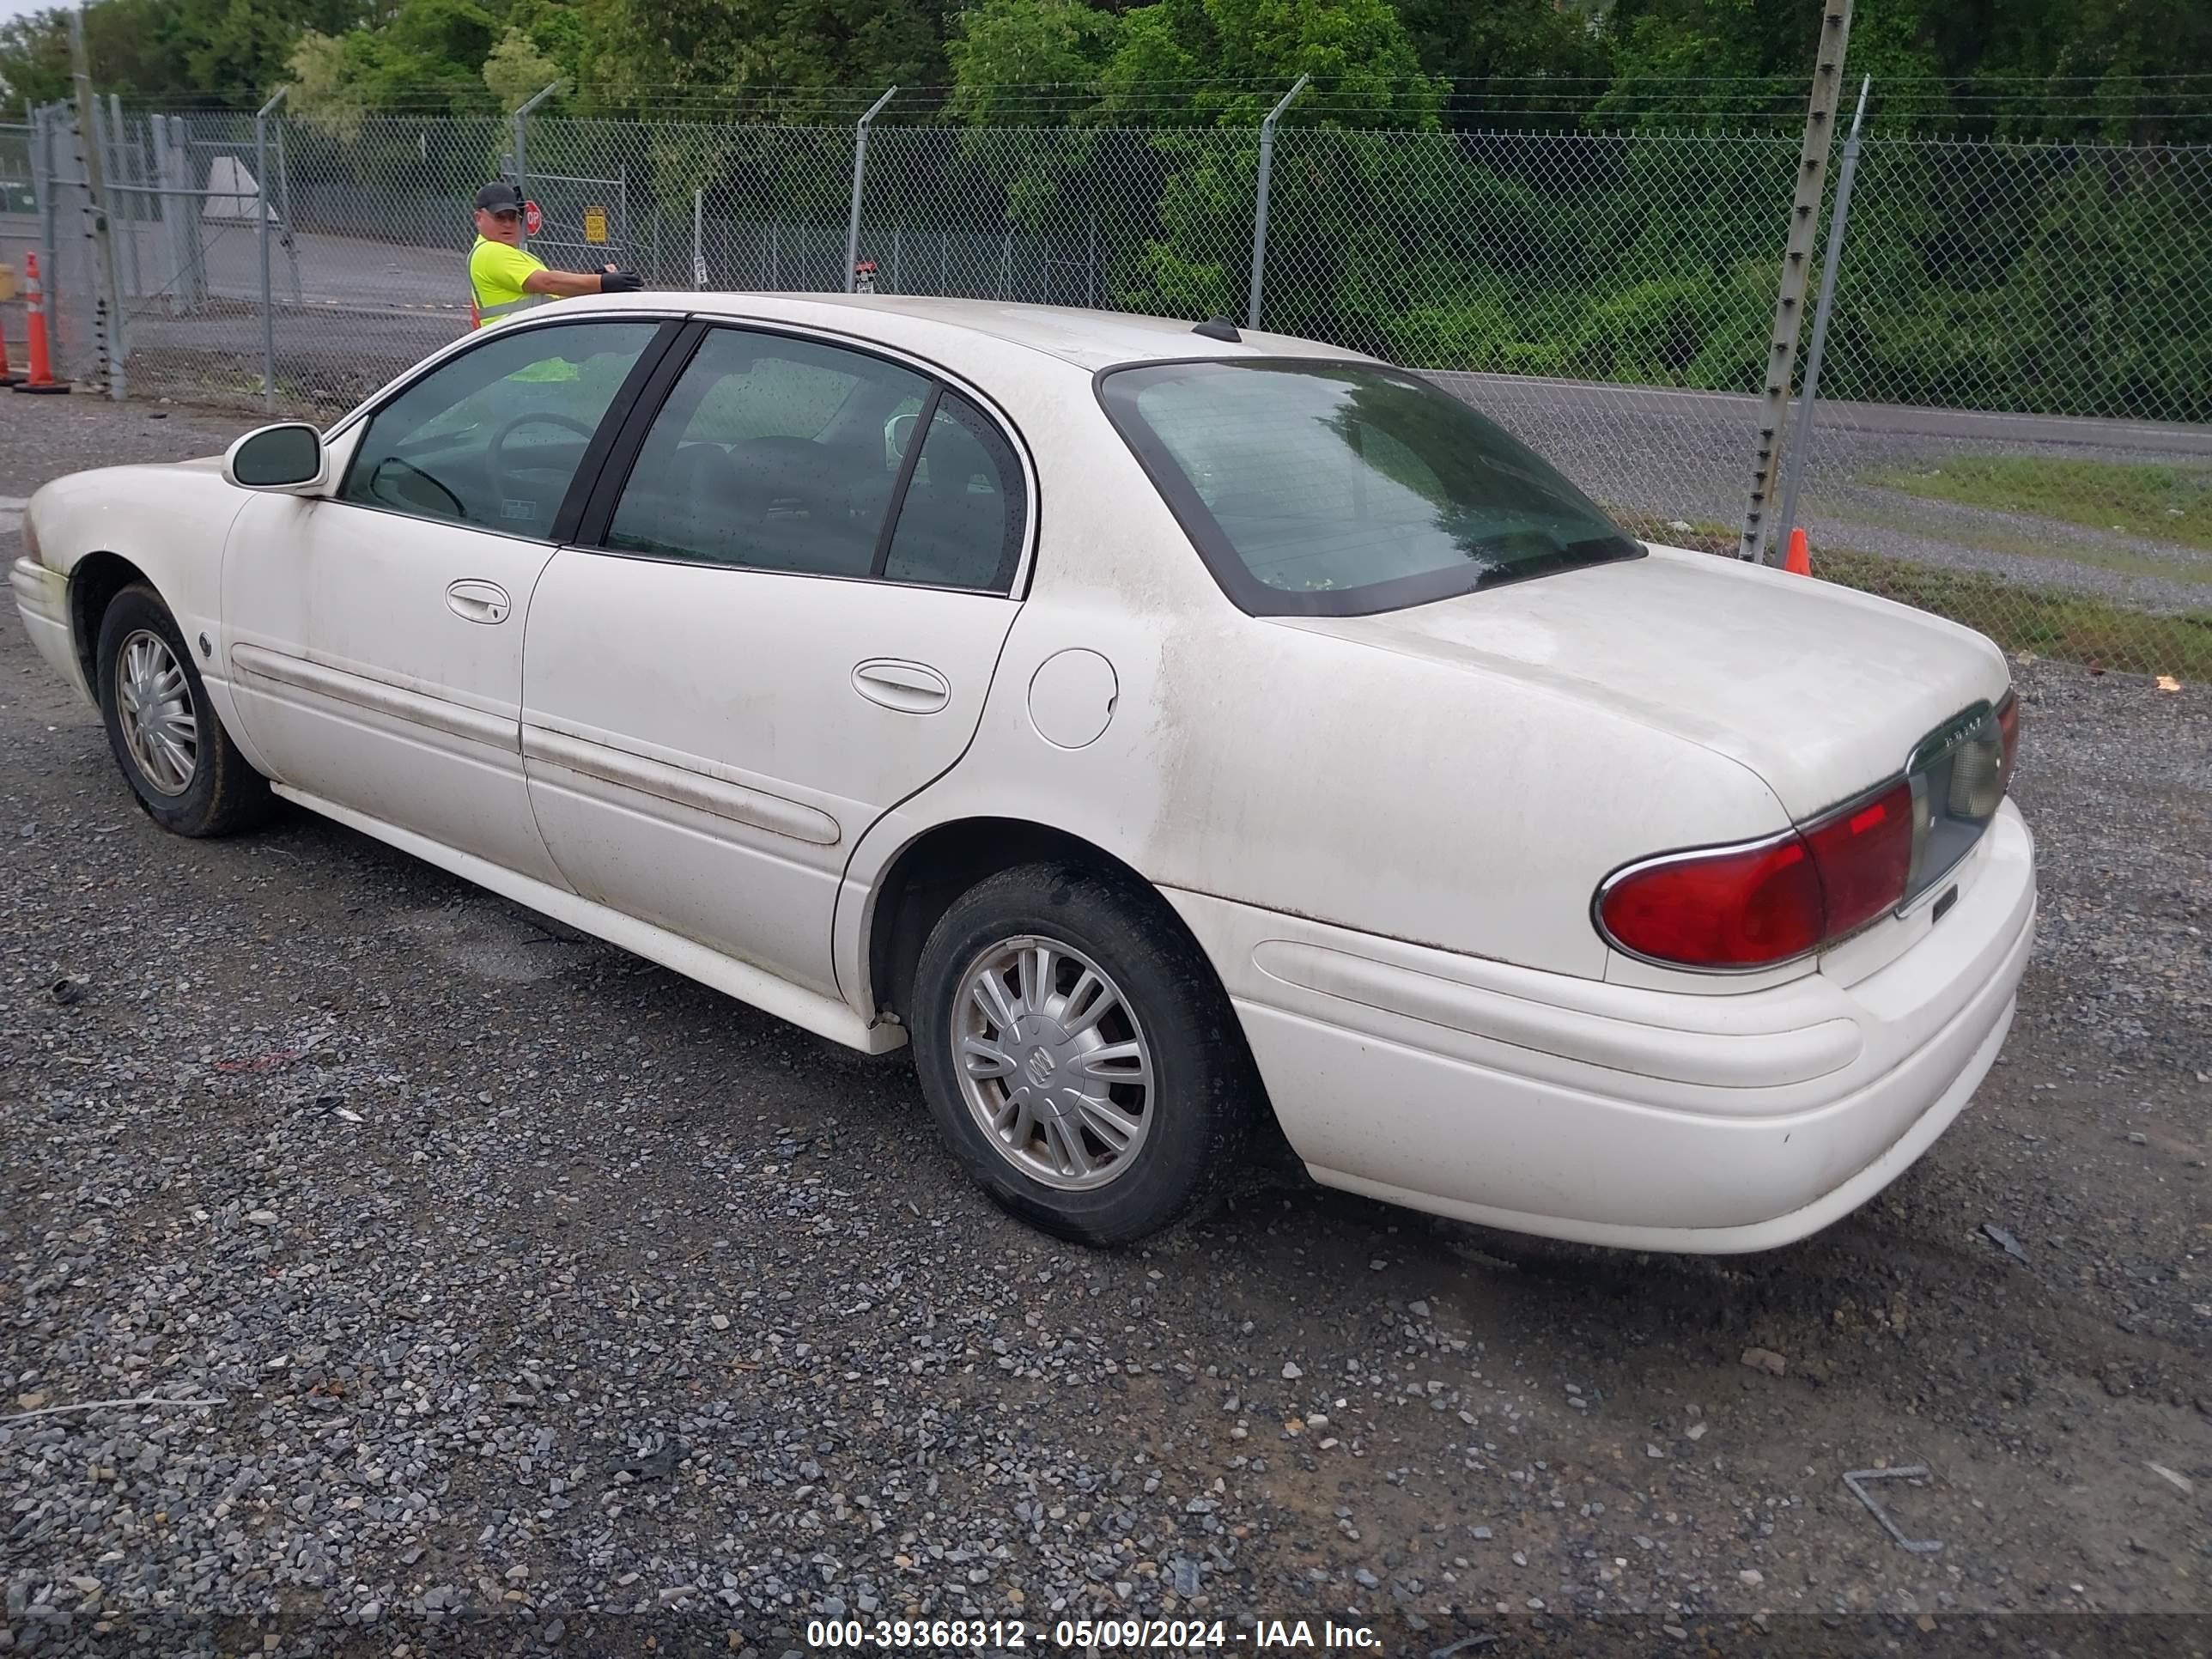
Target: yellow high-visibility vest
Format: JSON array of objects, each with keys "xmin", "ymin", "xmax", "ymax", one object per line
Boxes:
[{"xmin": 470, "ymin": 235, "xmax": 552, "ymax": 329}]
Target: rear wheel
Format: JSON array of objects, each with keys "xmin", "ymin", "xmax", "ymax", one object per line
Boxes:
[
  {"xmin": 95, "ymin": 583, "xmax": 272, "ymax": 837},
  {"xmin": 910, "ymin": 862, "xmax": 1260, "ymax": 1245}
]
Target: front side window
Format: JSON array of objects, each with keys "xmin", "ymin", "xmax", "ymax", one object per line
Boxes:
[
  {"xmin": 340, "ymin": 321, "xmax": 656, "ymax": 536},
  {"xmin": 606, "ymin": 329, "xmax": 931, "ymax": 579},
  {"xmin": 1099, "ymin": 360, "xmax": 1641, "ymax": 617}
]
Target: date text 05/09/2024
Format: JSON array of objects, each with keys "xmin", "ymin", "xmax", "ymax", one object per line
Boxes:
[{"xmin": 805, "ymin": 1618, "xmax": 1383, "ymax": 1650}]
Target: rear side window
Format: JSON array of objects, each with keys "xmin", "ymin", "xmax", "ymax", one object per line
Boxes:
[
  {"xmin": 605, "ymin": 327, "xmax": 930, "ymax": 578},
  {"xmin": 603, "ymin": 325, "xmax": 1025, "ymax": 592},
  {"xmin": 1099, "ymin": 360, "xmax": 1640, "ymax": 617},
  {"xmin": 881, "ymin": 392, "xmax": 1027, "ymax": 592}
]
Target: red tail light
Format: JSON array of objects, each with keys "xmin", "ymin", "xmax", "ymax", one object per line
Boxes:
[
  {"xmin": 1802, "ymin": 779, "xmax": 1915, "ymax": 938},
  {"xmin": 1598, "ymin": 778, "xmax": 1916, "ymax": 971},
  {"xmin": 1597, "ymin": 836, "xmax": 1826, "ymax": 969},
  {"xmin": 1601, "ymin": 694, "xmax": 2019, "ymax": 972}
]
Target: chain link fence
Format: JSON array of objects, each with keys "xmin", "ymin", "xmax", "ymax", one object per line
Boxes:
[
  {"xmin": 10, "ymin": 96, "xmax": 2209, "ymax": 677},
  {"xmin": 1784, "ymin": 139, "xmax": 2212, "ymax": 678}
]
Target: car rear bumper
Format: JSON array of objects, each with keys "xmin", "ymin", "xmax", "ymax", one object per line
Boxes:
[
  {"xmin": 1165, "ymin": 800, "xmax": 2036, "ymax": 1253},
  {"xmin": 11, "ymin": 555, "xmax": 90, "ymax": 702}
]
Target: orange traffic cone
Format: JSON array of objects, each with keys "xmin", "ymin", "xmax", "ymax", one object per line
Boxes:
[
  {"xmin": 1783, "ymin": 526, "xmax": 1812, "ymax": 576},
  {"xmin": 13, "ymin": 252, "xmax": 69, "ymax": 395}
]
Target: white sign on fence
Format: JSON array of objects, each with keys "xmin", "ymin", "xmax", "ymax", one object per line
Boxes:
[{"xmin": 202, "ymin": 156, "xmax": 276, "ymax": 223}]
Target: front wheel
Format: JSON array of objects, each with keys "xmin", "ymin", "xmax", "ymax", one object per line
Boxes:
[
  {"xmin": 95, "ymin": 583, "xmax": 272, "ymax": 837},
  {"xmin": 909, "ymin": 863, "xmax": 1261, "ymax": 1245}
]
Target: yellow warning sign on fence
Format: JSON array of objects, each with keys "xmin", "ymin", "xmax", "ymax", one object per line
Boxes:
[{"xmin": 583, "ymin": 206, "xmax": 608, "ymax": 245}]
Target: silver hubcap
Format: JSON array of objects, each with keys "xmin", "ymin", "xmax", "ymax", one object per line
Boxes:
[
  {"xmin": 115, "ymin": 629, "xmax": 198, "ymax": 796},
  {"xmin": 952, "ymin": 936, "xmax": 1155, "ymax": 1191}
]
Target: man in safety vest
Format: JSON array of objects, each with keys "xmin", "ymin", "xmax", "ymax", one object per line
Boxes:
[{"xmin": 469, "ymin": 181, "xmax": 642, "ymax": 328}]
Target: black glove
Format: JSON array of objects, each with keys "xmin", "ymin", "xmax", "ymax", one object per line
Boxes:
[{"xmin": 599, "ymin": 269, "xmax": 645, "ymax": 294}]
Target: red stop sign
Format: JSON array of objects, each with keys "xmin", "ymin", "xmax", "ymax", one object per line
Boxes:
[{"xmin": 522, "ymin": 199, "xmax": 542, "ymax": 235}]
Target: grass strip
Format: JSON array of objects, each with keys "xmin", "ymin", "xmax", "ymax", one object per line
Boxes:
[
  {"xmin": 1616, "ymin": 515, "xmax": 2211, "ymax": 678},
  {"xmin": 1871, "ymin": 456, "xmax": 2212, "ymax": 553}
]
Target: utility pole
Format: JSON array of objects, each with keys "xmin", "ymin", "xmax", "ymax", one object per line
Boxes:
[
  {"xmin": 69, "ymin": 7, "xmax": 125, "ymax": 398},
  {"xmin": 1772, "ymin": 77, "xmax": 1872, "ymax": 562},
  {"xmin": 1737, "ymin": 0, "xmax": 1854, "ymax": 562}
]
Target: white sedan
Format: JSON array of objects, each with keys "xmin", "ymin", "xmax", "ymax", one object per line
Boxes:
[{"xmin": 10, "ymin": 295, "xmax": 2034, "ymax": 1249}]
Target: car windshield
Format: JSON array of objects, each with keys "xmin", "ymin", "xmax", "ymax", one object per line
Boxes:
[{"xmin": 1099, "ymin": 360, "xmax": 1642, "ymax": 616}]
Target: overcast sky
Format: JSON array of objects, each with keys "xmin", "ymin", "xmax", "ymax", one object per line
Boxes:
[{"xmin": 0, "ymin": 0, "xmax": 57, "ymax": 23}]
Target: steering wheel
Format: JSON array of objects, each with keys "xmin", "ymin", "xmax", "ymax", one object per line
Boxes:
[
  {"xmin": 368, "ymin": 455, "xmax": 464, "ymax": 520},
  {"xmin": 487, "ymin": 411, "xmax": 597, "ymax": 520}
]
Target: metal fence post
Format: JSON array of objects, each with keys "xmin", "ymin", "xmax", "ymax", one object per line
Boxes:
[
  {"xmin": 1737, "ymin": 0, "xmax": 1854, "ymax": 561},
  {"xmin": 1773, "ymin": 77, "xmax": 1870, "ymax": 560},
  {"xmin": 170, "ymin": 116, "xmax": 205, "ymax": 313},
  {"xmin": 144, "ymin": 114, "xmax": 174, "ymax": 312},
  {"xmin": 511, "ymin": 80, "xmax": 560, "ymax": 248},
  {"xmin": 1247, "ymin": 74, "xmax": 1310, "ymax": 331},
  {"xmin": 275, "ymin": 112, "xmax": 303, "ymax": 304},
  {"xmin": 31, "ymin": 106, "xmax": 58, "ymax": 349},
  {"xmin": 845, "ymin": 87, "xmax": 896, "ymax": 293},
  {"xmin": 46, "ymin": 100, "xmax": 87, "ymax": 379},
  {"xmin": 69, "ymin": 12, "xmax": 124, "ymax": 399},
  {"xmin": 255, "ymin": 88, "xmax": 288, "ymax": 411},
  {"xmin": 105, "ymin": 94, "xmax": 143, "ymax": 304}
]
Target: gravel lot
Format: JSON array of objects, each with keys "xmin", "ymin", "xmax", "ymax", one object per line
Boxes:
[{"xmin": 2, "ymin": 395, "xmax": 2208, "ymax": 1657}]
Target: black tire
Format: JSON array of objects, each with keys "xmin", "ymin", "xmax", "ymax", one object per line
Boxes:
[
  {"xmin": 94, "ymin": 582, "xmax": 273, "ymax": 837},
  {"xmin": 909, "ymin": 861, "xmax": 1261, "ymax": 1246}
]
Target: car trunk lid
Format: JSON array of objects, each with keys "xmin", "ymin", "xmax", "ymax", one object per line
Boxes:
[{"xmin": 1279, "ymin": 544, "xmax": 2011, "ymax": 822}]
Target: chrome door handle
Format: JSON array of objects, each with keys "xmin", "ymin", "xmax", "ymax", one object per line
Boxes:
[
  {"xmin": 853, "ymin": 659, "xmax": 951, "ymax": 714},
  {"xmin": 446, "ymin": 579, "xmax": 511, "ymax": 624}
]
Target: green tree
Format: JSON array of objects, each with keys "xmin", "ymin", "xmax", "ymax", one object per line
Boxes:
[
  {"xmin": 1097, "ymin": 0, "xmax": 1442, "ymax": 127},
  {"xmin": 481, "ymin": 26, "xmax": 562, "ymax": 108},
  {"xmin": 584, "ymin": 0, "xmax": 954, "ymax": 113},
  {"xmin": 0, "ymin": 0, "xmax": 363, "ymax": 108},
  {"xmin": 288, "ymin": 0, "xmax": 501, "ymax": 132},
  {"xmin": 947, "ymin": 0, "xmax": 1120, "ymax": 125},
  {"xmin": 1395, "ymin": 0, "xmax": 1611, "ymax": 126}
]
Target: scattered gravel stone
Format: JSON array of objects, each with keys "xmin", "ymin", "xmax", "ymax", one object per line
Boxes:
[{"xmin": 0, "ymin": 402, "xmax": 2204, "ymax": 1644}]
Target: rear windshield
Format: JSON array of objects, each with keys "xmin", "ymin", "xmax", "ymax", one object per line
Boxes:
[{"xmin": 1098, "ymin": 360, "xmax": 1642, "ymax": 617}]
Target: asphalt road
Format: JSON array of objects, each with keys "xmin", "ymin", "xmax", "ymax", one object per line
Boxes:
[{"xmin": 2, "ymin": 393, "xmax": 2208, "ymax": 1656}]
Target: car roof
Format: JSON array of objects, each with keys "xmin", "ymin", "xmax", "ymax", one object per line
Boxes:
[{"xmin": 570, "ymin": 291, "xmax": 1376, "ymax": 373}]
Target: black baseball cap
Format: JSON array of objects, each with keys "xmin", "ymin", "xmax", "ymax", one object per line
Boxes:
[{"xmin": 474, "ymin": 181, "xmax": 522, "ymax": 214}]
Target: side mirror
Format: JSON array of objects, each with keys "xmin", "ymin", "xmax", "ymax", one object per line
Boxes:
[{"xmin": 223, "ymin": 423, "xmax": 326, "ymax": 493}]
